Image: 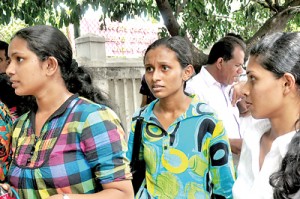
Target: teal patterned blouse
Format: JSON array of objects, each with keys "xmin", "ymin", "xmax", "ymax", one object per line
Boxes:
[{"xmin": 127, "ymin": 95, "xmax": 235, "ymax": 199}]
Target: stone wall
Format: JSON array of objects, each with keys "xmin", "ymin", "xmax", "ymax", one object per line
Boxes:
[{"xmin": 75, "ymin": 34, "xmax": 145, "ymax": 132}]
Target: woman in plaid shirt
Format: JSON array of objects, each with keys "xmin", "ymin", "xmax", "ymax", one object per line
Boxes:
[{"xmin": 2, "ymin": 25, "xmax": 134, "ymax": 199}]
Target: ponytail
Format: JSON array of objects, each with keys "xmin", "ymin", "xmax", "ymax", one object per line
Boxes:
[
  {"xmin": 64, "ymin": 59, "xmax": 110, "ymax": 107},
  {"xmin": 270, "ymin": 119, "xmax": 300, "ymax": 199}
]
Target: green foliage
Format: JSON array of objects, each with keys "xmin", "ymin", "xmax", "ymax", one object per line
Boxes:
[
  {"xmin": 0, "ymin": 0, "xmax": 299, "ymax": 50},
  {"xmin": 0, "ymin": 19, "xmax": 27, "ymax": 42}
]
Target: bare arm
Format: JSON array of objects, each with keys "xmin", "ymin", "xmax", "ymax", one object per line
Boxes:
[
  {"xmin": 229, "ymin": 138, "xmax": 243, "ymax": 155},
  {"xmin": 47, "ymin": 180, "xmax": 134, "ymax": 199}
]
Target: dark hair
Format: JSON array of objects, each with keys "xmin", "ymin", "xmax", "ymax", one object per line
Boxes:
[
  {"xmin": 144, "ymin": 36, "xmax": 193, "ymax": 69},
  {"xmin": 12, "ymin": 25, "xmax": 109, "ymax": 109},
  {"xmin": 250, "ymin": 32, "xmax": 300, "ymax": 86},
  {"xmin": 226, "ymin": 33, "xmax": 245, "ymax": 42},
  {"xmin": 0, "ymin": 40, "xmax": 9, "ymax": 59},
  {"xmin": 0, "ymin": 73, "xmax": 30, "ymax": 116},
  {"xmin": 207, "ymin": 36, "xmax": 246, "ymax": 64},
  {"xmin": 270, "ymin": 119, "xmax": 300, "ymax": 199},
  {"xmin": 258, "ymin": 32, "xmax": 300, "ymax": 199}
]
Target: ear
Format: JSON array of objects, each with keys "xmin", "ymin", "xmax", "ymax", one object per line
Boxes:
[
  {"xmin": 183, "ymin": 64, "xmax": 195, "ymax": 81},
  {"xmin": 282, "ymin": 73, "xmax": 296, "ymax": 95},
  {"xmin": 44, "ymin": 56, "xmax": 59, "ymax": 76},
  {"xmin": 216, "ymin": 57, "xmax": 223, "ymax": 70}
]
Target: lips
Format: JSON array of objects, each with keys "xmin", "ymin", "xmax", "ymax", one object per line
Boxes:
[
  {"xmin": 245, "ymin": 101, "xmax": 252, "ymax": 108},
  {"xmin": 152, "ymin": 85, "xmax": 164, "ymax": 92},
  {"xmin": 10, "ymin": 80, "xmax": 19, "ymax": 88}
]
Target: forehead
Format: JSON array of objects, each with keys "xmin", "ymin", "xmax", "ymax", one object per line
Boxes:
[
  {"xmin": 231, "ymin": 46, "xmax": 245, "ymax": 63},
  {"xmin": 145, "ymin": 46, "xmax": 177, "ymax": 61},
  {"xmin": 246, "ymin": 56, "xmax": 265, "ymax": 71},
  {"xmin": 8, "ymin": 37, "xmax": 30, "ymax": 57}
]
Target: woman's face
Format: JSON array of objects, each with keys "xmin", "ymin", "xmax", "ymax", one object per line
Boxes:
[
  {"xmin": 144, "ymin": 46, "xmax": 190, "ymax": 100},
  {"xmin": 6, "ymin": 37, "xmax": 47, "ymax": 96},
  {"xmin": 242, "ymin": 56, "xmax": 285, "ymax": 119}
]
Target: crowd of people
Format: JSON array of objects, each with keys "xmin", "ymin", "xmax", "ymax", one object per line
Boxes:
[{"xmin": 0, "ymin": 24, "xmax": 299, "ymax": 199}]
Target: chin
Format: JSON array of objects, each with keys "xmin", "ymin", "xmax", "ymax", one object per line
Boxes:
[{"xmin": 251, "ymin": 112, "xmax": 265, "ymax": 119}]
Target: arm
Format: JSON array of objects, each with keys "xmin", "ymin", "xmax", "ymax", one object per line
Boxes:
[
  {"xmin": 47, "ymin": 181, "xmax": 133, "ymax": 199},
  {"xmin": 229, "ymin": 138, "xmax": 243, "ymax": 155},
  {"xmin": 209, "ymin": 120, "xmax": 236, "ymax": 198},
  {"xmin": 230, "ymin": 81, "xmax": 246, "ymax": 106}
]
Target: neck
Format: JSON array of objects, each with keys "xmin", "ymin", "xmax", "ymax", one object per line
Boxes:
[
  {"xmin": 269, "ymin": 105, "xmax": 300, "ymax": 139},
  {"xmin": 157, "ymin": 93, "xmax": 191, "ymax": 114},
  {"xmin": 205, "ymin": 64, "xmax": 222, "ymax": 84},
  {"xmin": 35, "ymin": 87, "xmax": 73, "ymax": 114}
]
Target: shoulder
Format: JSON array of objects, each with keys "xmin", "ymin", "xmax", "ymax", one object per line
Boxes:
[{"xmin": 74, "ymin": 97, "xmax": 121, "ymax": 122}]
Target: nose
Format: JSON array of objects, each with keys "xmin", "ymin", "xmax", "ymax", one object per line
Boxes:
[
  {"xmin": 237, "ymin": 66, "xmax": 244, "ymax": 74},
  {"xmin": 241, "ymin": 80, "xmax": 250, "ymax": 97},
  {"xmin": 152, "ymin": 69, "xmax": 161, "ymax": 81},
  {"xmin": 6, "ymin": 60, "xmax": 14, "ymax": 77}
]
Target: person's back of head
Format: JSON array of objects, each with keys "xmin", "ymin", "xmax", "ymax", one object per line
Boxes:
[
  {"xmin": 207, "ymin": 36, "xmax": 246, "ymax": 65},
  {"xmin": 0, "ymin": 73, "xmax": 30, "ymax": 116},
  {"xmin": 0, "ymin": 40, "xmax": 9, "ymax": 73},
  {"xmin": 0, "ymin": 41, "xmax": 8, "ymax": 58}
]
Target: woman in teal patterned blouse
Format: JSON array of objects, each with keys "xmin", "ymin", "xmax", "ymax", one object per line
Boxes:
[
  {"xmin": 1, "ymin": 25, "xmax": 134, "ymax": 199},
  {"xmin": 127, "ymin": 36, "xmax": 236, "ymax": 198}
]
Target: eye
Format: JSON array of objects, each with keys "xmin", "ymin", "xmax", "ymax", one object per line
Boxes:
[
  {"xmin": 16, "ymin": 57, "xmax": 24, "ymax": 62},
  {"xmin": 235, "ymin": 64, "xmax": 243, "ymax": 68},
  {"xmin": 249, "ymin": 75, "xmax": 256, "ymax": 81},
  {"xmin": 145, "ymin": 66, "xmax": 153, "ymax": 72},
  {"xmin": 162, "ymin": 65, "xmax": 170, "ymax": 71}
]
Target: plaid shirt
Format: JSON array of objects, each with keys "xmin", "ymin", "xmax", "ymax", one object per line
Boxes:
[
  {"xmin": 0, "ymin": 101, "xmax": 13, "ymax": 182},
  {"xmin": 7, "ymin": 94, "xmax": 131, "ymax": 199}
]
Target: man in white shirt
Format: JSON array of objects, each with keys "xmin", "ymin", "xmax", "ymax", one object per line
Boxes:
[{"xmin": 186, "ymin": 36, "xmax": 246, "ymax": 160}]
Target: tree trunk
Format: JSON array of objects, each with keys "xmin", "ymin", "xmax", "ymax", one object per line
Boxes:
[
  {"xmin": 246, "ymin": 4, "xmax": 300, "ymax": 56},
  {"xmin": 156, "ymin": 0, "xmax": 299, "ymax": 72},
  {"xmin": 155, "ymin": 0, "xmax": 208, "ymax": 72}
]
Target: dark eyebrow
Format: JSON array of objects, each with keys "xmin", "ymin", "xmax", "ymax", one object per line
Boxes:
[{"xmin": 246, "ymin": 71, "xmax": 253, "ymax": 75}]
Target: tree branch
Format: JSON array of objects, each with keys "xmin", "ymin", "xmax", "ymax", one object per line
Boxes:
[
  {"xmin": 246, "ymin": 6, "xmax": 298, "ymax": 56},
  {"xmin": 155, "ymin": 0, "xmax": 181, "ymax": 36},
  {"xmin": 284, "ymin": 0, "xmax": 300, "ymax": 8},
  {"xmin": 175, "ymin": 0, "xmax": 188, "ymax": 17},
  {"xmin": 265, "ymin": 0, "xmax": 279, "ymax": 12}
]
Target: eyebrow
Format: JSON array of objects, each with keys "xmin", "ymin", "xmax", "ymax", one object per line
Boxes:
[{"xmin": 9, "ymin": 51, "xmax": 24, "ymax": 57}]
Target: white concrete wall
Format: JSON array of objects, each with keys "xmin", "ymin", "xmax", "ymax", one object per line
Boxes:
[{"xmin": 75, "ymin": 35, "xmax": 145, "ymax": 133}]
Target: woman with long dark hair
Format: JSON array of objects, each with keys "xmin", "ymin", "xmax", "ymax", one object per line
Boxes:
[
  {"xmin": 2, "ymin": 25, "xmax": 134, "ymax": 199},
  {"xmin": 233, "ymin": 32, "xmax": 300, "ymax": 199}
]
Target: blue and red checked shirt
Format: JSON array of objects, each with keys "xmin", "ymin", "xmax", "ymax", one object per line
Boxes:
[{"xmin": 7, "ymin": 94, "xmax": 131, "ymax": 199}]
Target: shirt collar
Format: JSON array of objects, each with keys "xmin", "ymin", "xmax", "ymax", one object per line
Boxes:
[
  {"xmin": 201, "ymin": 66, "xmax": 224, "ymax": 89},
  {"xmin": 140, "ymin": 94, "xmax": 215, "ymax": 126}
]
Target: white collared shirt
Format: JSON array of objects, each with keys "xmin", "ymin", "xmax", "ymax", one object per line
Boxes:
[
  {"xmin": 186, "ymin": 66, "xmax": 241, "ymax": 138},
  {"xmin": 232, "ymin": 119, "xmax": 296, "ymax": 199}
]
